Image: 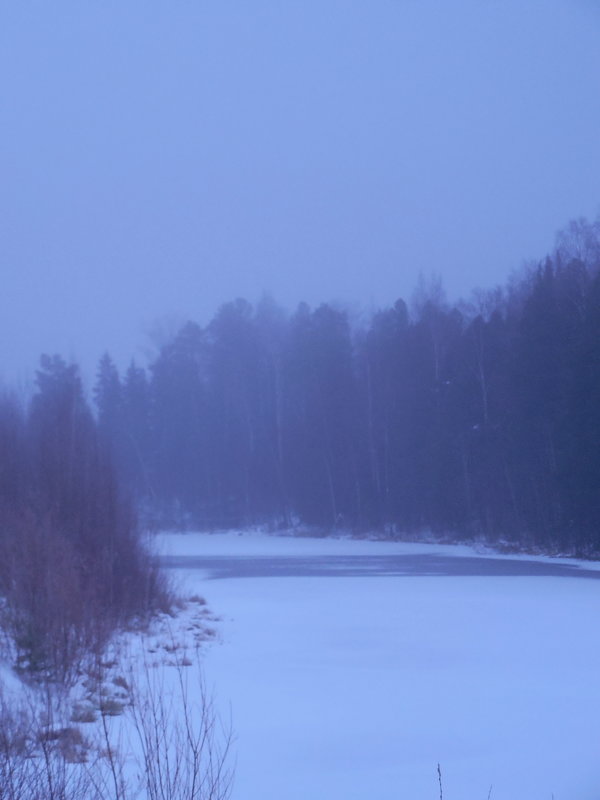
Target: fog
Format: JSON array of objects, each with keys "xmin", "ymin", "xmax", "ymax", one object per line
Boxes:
[{"xmin": 1, "ymin": 0, "xmax": 599, "ymax": 384}]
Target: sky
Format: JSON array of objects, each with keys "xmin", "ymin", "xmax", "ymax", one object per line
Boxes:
[{"xmin": 1, "ymin": 0, "xmax": 600, "ymax": 387}]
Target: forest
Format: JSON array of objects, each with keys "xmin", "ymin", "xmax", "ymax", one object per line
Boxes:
[
  {"xmin": 87, "ymin": 216, "xmax": 600, "ymax": 555},
  {"xmin": 2, "ymin": 216, "xmax": 600, "ymax": 569}
]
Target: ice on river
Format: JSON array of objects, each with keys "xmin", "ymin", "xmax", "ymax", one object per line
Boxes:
[{"xmin": 157, "ymin": 531, "xmax": 600, "ymax": 800}]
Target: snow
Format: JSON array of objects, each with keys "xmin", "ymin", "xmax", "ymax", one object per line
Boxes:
[
  {"xmin": 157, "ymin": 530, "xmax": 600, "ymax": 800},
  {"xmin": 1, "ymin": 530, "xmax": 599, "ymax": 799}
]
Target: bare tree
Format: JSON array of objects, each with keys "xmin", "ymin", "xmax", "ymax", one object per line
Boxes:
[{"xmin": 126, "ymin": 652, "xmax": 234, "ymax": 800}]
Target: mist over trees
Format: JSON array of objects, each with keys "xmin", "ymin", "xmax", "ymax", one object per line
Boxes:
[
  {"xmin": 0, "ymin": 355, "xmax": 165, "ymax": 681},
  {"xmin": 87, "ymin": 216, "xmax": 600, "ymax": 554},
  {"xmin": 0, "ymin": 214, "xmax": 597, "ymax": 680}
]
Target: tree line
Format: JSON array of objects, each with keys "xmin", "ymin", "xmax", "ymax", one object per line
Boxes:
[
  {"xmin": 0, "ymin": 355, "xmax": 167, "ymax": 682},
  {"xmin": 90, "ymin": 215, "xmax": 600, "ymax": 554}
]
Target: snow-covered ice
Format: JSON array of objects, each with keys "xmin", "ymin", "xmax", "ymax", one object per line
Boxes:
[{"xmin": 158, "ymin": 530, "xmax": 600, "ymax": 800}]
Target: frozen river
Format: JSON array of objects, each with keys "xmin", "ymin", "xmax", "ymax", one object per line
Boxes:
[
  {"xmin": 161, "ymin": 551, "xmax": 600, "ymax": 580},
  {"xmin": 157, "ymin": 532, "xmax": 600, "ymax": 800}
]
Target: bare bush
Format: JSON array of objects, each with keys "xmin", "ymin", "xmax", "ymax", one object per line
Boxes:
[
  {"xmin": 0, "ymin": 688, "xmax": 98, "ymax": 800},
  {"xmin": 0, "ymin": 651, "xmax": 234, "ymax": 800},
  {"xmin": 0, "ymin": 359, "xmax": 173, "ymax": 684},
  {"xmin": 126, "ymin": 654, "xmax": 234, "ymax": 800},
  {"xmin": 0, "ymin": 515, "xmax": 112, "ymax": 684}
]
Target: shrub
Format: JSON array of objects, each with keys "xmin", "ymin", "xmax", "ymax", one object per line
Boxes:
[{"xmin": 0, "ymin": 359, "xmax": 172, "ymax": 684}]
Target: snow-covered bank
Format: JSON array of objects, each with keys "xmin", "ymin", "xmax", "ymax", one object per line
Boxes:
[
  {"xmin": 158, "ymin": 530, "xmax": 600, "ymax": 800},
  {"xmin": 0, "ymin": 590, "xmax": 231, "ymax": 800}
]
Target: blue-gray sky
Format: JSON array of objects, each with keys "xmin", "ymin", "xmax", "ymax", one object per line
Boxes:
[{"xmin": 1, "ymin": 0, "xmax": 600, "ymax": 385}]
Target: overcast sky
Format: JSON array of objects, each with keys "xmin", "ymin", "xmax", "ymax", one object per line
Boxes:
[{"xmin": 1, "ymin": 0, "xmax": 600, "ymax": 386}]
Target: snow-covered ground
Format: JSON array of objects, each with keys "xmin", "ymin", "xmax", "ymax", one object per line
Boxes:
[{"xmin": 158, "ymin": 531, "xmax": 600, "ymax": 800}]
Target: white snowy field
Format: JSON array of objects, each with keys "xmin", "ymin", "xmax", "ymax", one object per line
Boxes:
[{"xmin": 158, "ymin": 531, "xmax": 600, "ymax": 800}]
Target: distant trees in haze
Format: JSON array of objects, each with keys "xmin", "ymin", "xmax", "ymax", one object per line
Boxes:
[
  {"xmin": 1, "ymin": 212, "xmax": 589, "ymax": 557},
  {"xmin": 88, "ymin": 214, "xmax": 600, "ymax": 554}
]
